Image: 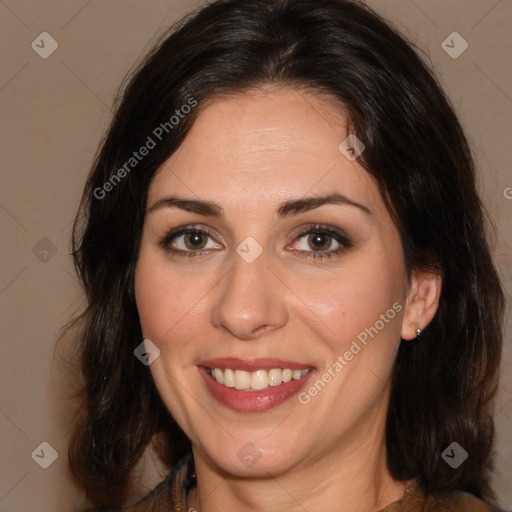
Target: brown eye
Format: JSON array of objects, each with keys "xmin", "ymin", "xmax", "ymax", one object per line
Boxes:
[
  {"xmin": 159, "ymin": 226, "xmax": 222, "ymax": 257},
  {"xmin": 290, "ymin": 224, "xmax": 352, "ymax": 261},
  {"xmin": 307, "ymin": 232, "xmax": 333, "ymax": 251},
  {"xmin": 184, "ymin": 231, "xmax": 208, "ymax": 250}
]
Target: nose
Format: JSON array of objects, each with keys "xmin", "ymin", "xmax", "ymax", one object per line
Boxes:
[{"xmin": 211, "ymin": 250, "xmax": 289, "ymax": 340}]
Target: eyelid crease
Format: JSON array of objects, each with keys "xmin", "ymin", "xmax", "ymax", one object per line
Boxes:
[{"xmin": 157, "ymin": 223, "xmax": 352, "ymax": 260}]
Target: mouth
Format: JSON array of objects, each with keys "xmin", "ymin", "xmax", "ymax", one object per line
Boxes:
[
  {"xmin": 198, "ymin": 358, "xmax": 315, "ymax": 412},
  {"xmin": 204, "ymin": 366, "xmax": 311, "ymax": 391}
]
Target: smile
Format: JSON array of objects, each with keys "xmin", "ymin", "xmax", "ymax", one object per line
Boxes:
[
  {"xmin": 198, "ymin": 358, "xmax": 315, "ymax": 412},
  {"xmin": 205, "ymin": 367, "xmax": 311, "ymax": 391}
]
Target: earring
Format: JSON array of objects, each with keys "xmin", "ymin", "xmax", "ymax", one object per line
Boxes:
[{"xmin": 416, "ymin": 328, "xmax": 422, "ymax": 338}]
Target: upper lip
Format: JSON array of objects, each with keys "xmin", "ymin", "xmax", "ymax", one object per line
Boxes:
[{"xmin": 198, "ymin": 357, "xmax": 314, "ymax": 371}]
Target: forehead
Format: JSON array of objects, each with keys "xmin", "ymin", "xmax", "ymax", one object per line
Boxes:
[{"xmin": 148, "ymin": 87, "xmax": 381, "ymax": 215}]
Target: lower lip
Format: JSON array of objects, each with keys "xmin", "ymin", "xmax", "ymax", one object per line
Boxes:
[{"xmin": 198, "ymin": 367, "xmax": 314, "ymax": 412}]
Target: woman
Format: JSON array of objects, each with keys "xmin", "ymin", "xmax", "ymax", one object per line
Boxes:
[{"xmin": 64, "ymin": 0, "xmax": 505, "ymax": 510}]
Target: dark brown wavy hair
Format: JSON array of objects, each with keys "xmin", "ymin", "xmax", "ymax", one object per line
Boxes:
[{"xmin": 61, "ymin": 0, "xmax": 505, "ymax": 508}]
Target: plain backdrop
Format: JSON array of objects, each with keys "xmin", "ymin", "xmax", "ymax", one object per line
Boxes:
[{"xmin": 0, "ymin": 0, "xmax": 511, "ymax": 510}]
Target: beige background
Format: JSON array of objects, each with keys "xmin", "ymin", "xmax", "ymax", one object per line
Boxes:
[{"xmin": 0, "ymin": 0, "xmax": 511, "ymax": 510}]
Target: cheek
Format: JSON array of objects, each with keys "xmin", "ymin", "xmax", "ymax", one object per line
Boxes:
[
  {"xmin": 135, "ymin": 262, "xmax": 176, "ymax": 340},
  {"xmin": 292, "ymin": 253, "xmax": 405, "ymax": 355},
  {"xmin": 135, "ymin": 247, "xmax": 223, "ymax": 359},
  {"xmin": 135, "ymin": 250, "xmax": 194, "ymax": 345}
]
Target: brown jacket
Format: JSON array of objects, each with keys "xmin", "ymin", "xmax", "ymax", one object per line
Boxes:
[{"xmin": 89, "ymin": 455, "xmax": 503, "ymax": 512}]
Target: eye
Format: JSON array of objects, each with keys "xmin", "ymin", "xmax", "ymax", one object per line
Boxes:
[
  {"xmin": 158, "ymin": 223, "xmax": 352, "ymax": 261},
  {"xmin": 158, "ymin": 226, "xmax": 222, "ymax": 257},
  {"xmin": 290, "ymin": 224, "xmax": 352, "ymax": 260}
]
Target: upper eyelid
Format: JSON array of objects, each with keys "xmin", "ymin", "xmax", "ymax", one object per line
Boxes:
[{"xmin": 162, "ymin": 224, "xmax": 350, "ymax": 249}]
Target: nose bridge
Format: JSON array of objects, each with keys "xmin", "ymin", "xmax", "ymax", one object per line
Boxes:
[{"xmin": 211, "ymin": 246, "xmax": 288, "ymax": 339}]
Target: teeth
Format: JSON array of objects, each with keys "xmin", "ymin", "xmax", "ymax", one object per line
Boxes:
[
  {"xmin": 224, "ymin": 368, "xmax": 235, "ymax": 387},
  {"xmin": 213, "ymin": 368, "xmax": 224, "ymax": 385},
  {"xmin": 268, "ymin": 369, "xmax": 282, "ymax": 386},
  {"xmin": 234, "ymin": 370, "xmax": 251, "ymax": 390},
  {"xmin": 209, "ymin": 367, "xmax": 310, "ymax": 391},
  {"xmin": 250, "ymin": 370, "xmax": 268, "ymax": 390}
]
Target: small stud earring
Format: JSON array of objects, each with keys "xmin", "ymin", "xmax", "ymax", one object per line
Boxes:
[{"xmin": 416, "ymin": 328, "xmax": 422, "ymax": 338}]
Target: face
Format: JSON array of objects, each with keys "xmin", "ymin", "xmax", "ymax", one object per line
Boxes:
[{"xmin": 135, "ymin": 87, "xmax": 411, "ymax": 478}]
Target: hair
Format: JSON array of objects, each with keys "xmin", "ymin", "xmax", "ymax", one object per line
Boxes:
[{"xmin": 62, "ymin": 0, "xmax": 505, "ymax": 508}]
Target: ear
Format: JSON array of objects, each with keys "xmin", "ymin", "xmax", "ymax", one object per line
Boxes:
[{"xmin": 400, "ymin": 268, "xmax": 442, "ymax": 340}]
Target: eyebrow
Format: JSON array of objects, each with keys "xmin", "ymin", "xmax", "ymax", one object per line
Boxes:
[{"xmin": 146, "ymin": 193, "xmax": 372, "ymax": 218}]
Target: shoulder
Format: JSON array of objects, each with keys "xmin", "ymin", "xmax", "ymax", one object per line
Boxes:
[
  {"xmin": 82, "ymin": 454, "xmax": 194, "ymax": 512},
  {"xmin": 425, "ymin": 491, "xmax": 503, "ymax": 511},
  {"xmin": 83, "ymin": 474, "xmax": 173, "ymax": 512},
  {"xmin": 425, "ymin": 490, "xmax": 504, "ymax": 512},
  {"xmin": 396, "ymin": 478, "xmax": 504, "ymax": 512}
]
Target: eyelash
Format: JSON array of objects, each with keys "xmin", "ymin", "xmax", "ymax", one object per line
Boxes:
[{"xmin": 158, "ymin": 224, "xmax": 352, "ymax": 261}]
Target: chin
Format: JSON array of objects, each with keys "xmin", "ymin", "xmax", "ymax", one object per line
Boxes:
[{"xmin": 198, "ymin": 438, "xmax": 307, "ymax": 478}]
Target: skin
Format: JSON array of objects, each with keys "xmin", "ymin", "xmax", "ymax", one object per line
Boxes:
[{"xmin": 135, "ymin": 87, "xmax": 441, "ymax": 512}]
